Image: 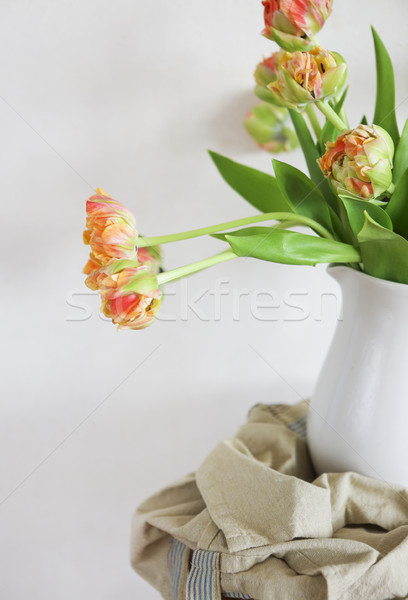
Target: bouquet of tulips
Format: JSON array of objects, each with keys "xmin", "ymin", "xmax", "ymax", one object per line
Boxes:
[{"xmin": 82, "ymin": 0, "xmax": 408, "ymax": 331}]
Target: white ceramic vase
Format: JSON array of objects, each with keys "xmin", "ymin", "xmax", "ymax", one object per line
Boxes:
[{"xmin": 308, "ymin": 265, "xmax": 408, "ymax": 487}]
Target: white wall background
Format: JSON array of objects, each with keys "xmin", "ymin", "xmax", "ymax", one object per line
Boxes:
[{"xmin": 1, "ymin": 1, "xmax": 407, "ymax": 598}]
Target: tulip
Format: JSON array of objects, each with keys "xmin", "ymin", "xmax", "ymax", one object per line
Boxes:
[
  {"xmin": 255, "ymin": 47, "xmax": 346, "ymax": 111},
  {"xmin": 318, "ymin": 124, "xmax": 394, "ymax": 200},
  {"xmin": 83, "ymin": 188, "xmax": 137, "ymax": 269},
  {"xmin": 88, "ymin": 260, "xmax": 162, "ymax": 330},
  {"xmin": 262, "ymin": 0, "xmax": 333, "ymax": 52},
  {"xmin": 244, "ymin": 102, "xmax": 298, "ymax": 152}
]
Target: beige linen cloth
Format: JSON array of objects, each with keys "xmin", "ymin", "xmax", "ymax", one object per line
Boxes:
[{"xmin": 131, "ymin": 403, "xmax": 408, "ymax": 599}]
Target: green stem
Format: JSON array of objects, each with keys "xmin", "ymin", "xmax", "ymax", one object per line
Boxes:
[
  {"xmin": 315, "ymin": 100, "xmax": 347, "ymax": 131},
  {"xmin": 272, "ymin": 220, "xmax": 301, "ymax": 230},
  {"xmin": 305, "ymin": 104, "xmax": 322, "ymax": 138},
  {"xmin": 157, "ymin": 250, "xmax": 237, "ymax": 285},
  {"xmin": 139, "ymin": 212, "xmax": 333, "ymax": 247}
]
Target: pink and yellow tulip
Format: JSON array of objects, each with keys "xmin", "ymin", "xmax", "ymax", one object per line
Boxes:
[
  {"xmin": 83, "ymin": 188, "xmax": 137, "ymax": 275},
  {"xmin": 318, "ymin": 124, "xmax": 394, "ymax": 200},
  {"xmin": 262, "ymin": 0, "xmax": 333, "ymax": 52},
  {"xmin": 255, "ymin": 47, "xmax": 346, "ymax": 111},
  {"xmin": 87, "ymin": 260, "xmax": 162, "ymax": 330}
]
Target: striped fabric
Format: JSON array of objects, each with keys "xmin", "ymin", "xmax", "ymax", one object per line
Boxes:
[
  {"xmin": 186, "ymin": 549, "xmax": 222, "ymax": 600},
  {"xmin": 167, "ymin": 538, "xmax": 191, "ymax": 600},
  {"xmin": 287, "ymin": 415, "xmax": 307, "ymax": 439},
  {"xmin": 168, "ymin": 544, "xmax": 253, "ymax": 600}
]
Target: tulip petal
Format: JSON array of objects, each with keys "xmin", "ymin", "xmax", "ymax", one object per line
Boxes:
[
  {"xmin": 254, "ymin": 85, "xmax": 283, "ymax": 105},
  {"xmin": 321, "ymin": 63, "xmax": 347, "ymax": 100},
  {"xmin": 281, "ymin": 67, "xmax": 313, "ymax": 108},
  {"xmin": 255, "ymin": 64, "xmax": 277, "ymax": 87},
  {"xmin": 270, "ymin": 27, "xmax": 314, "ymax": 53},
  {"xmin": 368, "ymin": 158, "xmax": 393, "ymax": 197},
  {"xmin": 371, "ymin": 125, "xmax": 394, "ymax": 163},
  {"xmin": 121, "ymin": 270, "xmax": 160, "ymax": 296}
]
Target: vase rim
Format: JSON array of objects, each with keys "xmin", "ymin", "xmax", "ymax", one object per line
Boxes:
[{"xmin": 327, "ymin": 264, "xmax": 408, "ymax": 292}]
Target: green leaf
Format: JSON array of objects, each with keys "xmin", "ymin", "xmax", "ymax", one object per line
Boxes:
[
  {"xmin": 386, "ymin": 167, "xmax": 408, "ymax": 238},
  {"xmin": 358, "ymin": 213, "xmax": 408, "ymax": 284},
  {"xmin": 288, "ymin": 109, "xmax": 339, "ymax": 214},
  {"xmin": 218, "ymin": 226, "xmax": 360, "ymax": 266},
  {"xmin": 372, "ymin": 27, "xmax": 400, "ymax": 148},
  {"xmin": 208, "ymin": 150, "xmax": 290, "ymax": 213},
  {"xmin": 272, "ymin": 159, "xmax": 347, "ymax": 241},
  {"xmin": 361, "ymin": 115, "xmax": 368, "ymax": 126},
  {"xmin": 288, "ymin": 109, "xmax": 322, "ymax": 185},
  {"xmin": 320, "ymin": 87, "xmax": 348, "ymax": 150},
  {"xmin": 272, "ymin": 159, "xmax": 333, "ymax": 232},
  {"xmin": 340, "ymin": 196, "xmax": 393, "ymax": 237},
  {"xmin": 393, "ymin": 119, "xmax": 408, "ymax": 185}
]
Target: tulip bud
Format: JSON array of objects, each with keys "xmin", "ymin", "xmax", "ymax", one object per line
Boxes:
[
  {"xmin": 255, "ymin": 47, "xmax": 347, "ymax": 111},
  {"xmin": 318, "ymin": 124, "xmax": 395, "ymax": 200},
  {"xmin": 262, "ymin": 0, "xmax": 333, "ymax": 52},
  {"xmin": 89, "ymin": 261, "xmax": 162, "ymax": 330},
  {"xmin": 244, "ymin": 102, "xmax": 298, "ymax": 152}
]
